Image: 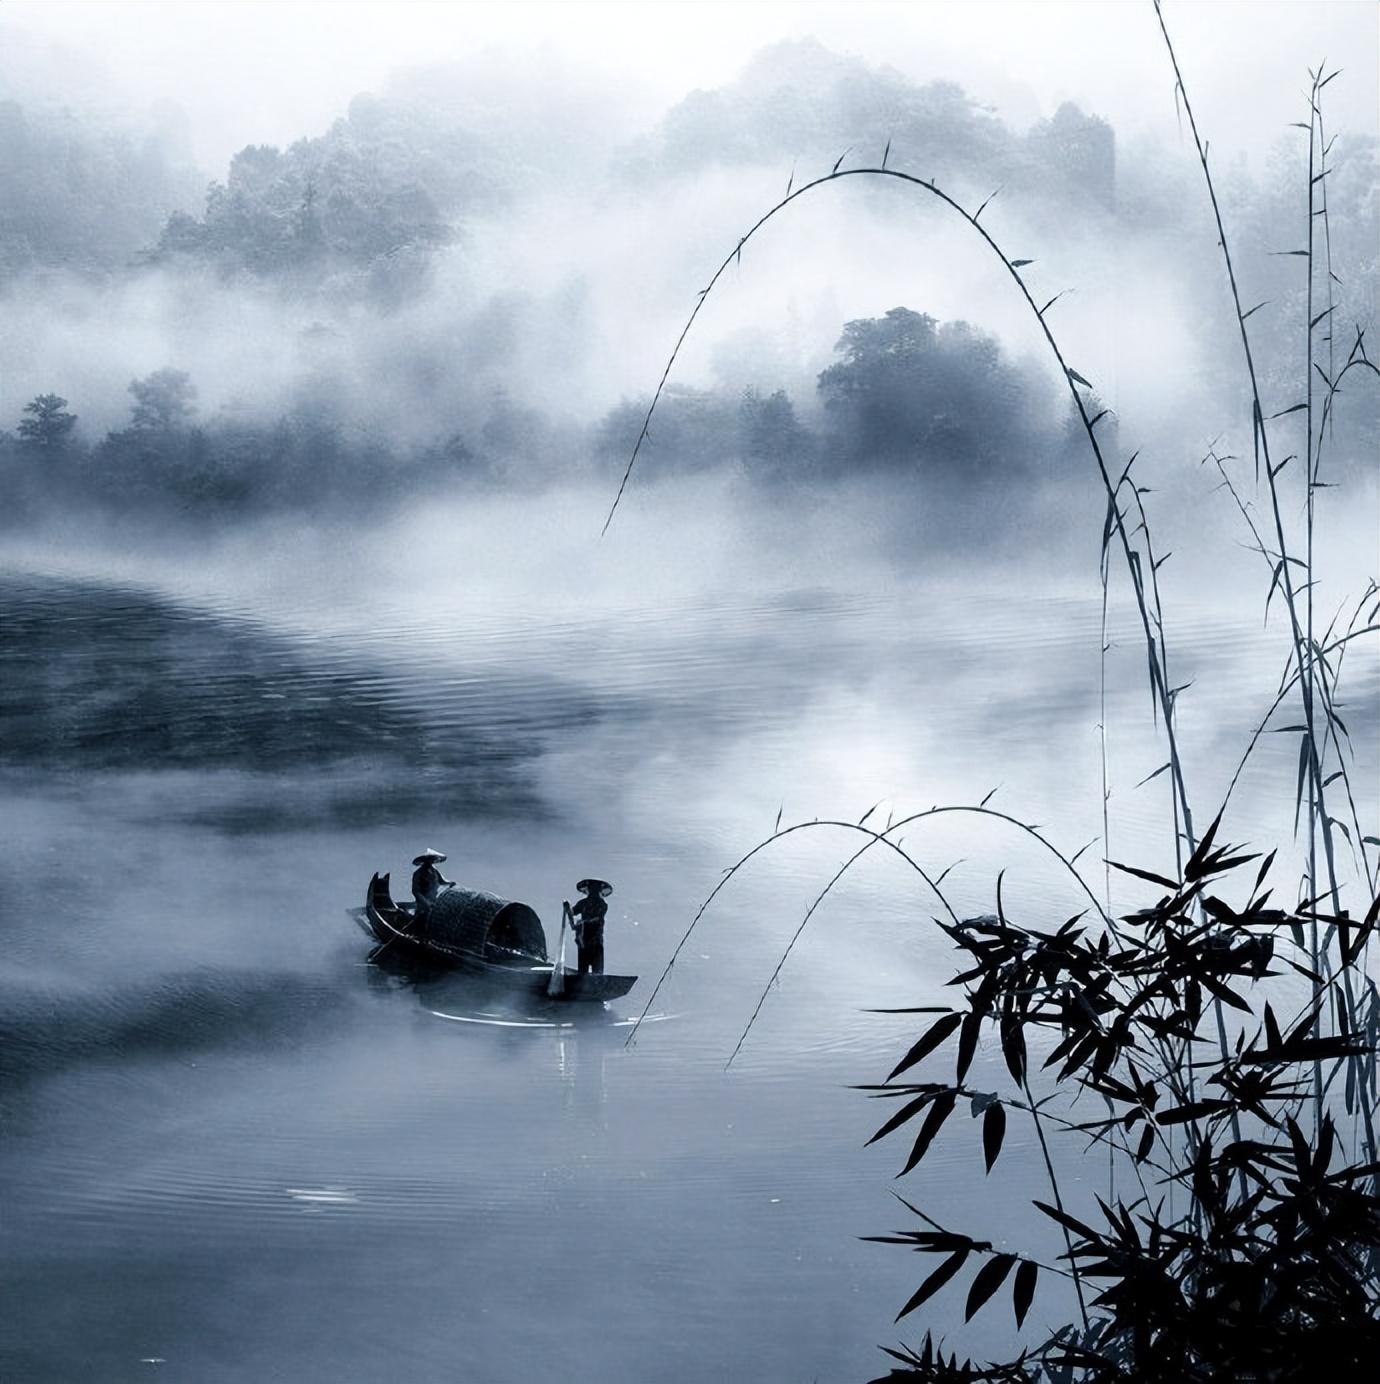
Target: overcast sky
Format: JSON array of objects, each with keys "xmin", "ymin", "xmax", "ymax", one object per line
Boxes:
[{"xmin": 4, "ymin": 1, "xmax": 1377, "ymax": 172}]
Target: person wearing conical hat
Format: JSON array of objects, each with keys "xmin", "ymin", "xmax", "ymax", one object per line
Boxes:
[
  {"xmin": 569, "ymin": 877, "xmax": 612, "ymax": 975},
  {"xmin": 411, "ymin": 848, "xmax": 455, "ymax": 923}
]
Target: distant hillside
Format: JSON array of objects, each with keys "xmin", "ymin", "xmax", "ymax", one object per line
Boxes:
[
  {"xmin": 146, "ymin": 94, "xmax": 519, "ymax": 299},
  {"xmin": 0, "ymin": 97, "xmax": 202, "ymax": 279},
  {"xmin": 621, "ymin": 39, "xmax": 1116, "ymax": 213}
]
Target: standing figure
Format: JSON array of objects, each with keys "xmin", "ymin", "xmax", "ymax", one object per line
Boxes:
[
  {"xmin": 411, "ymin": 848, "xmax": 455, "ymax": 926},
  {"xmin": 571, "ymin": 878, "xmax": 612, "ymax": 974}
]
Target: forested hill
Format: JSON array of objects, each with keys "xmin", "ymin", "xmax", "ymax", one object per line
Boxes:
[
  {"xmin": 1, "ymin": 35, "xmax": 1375, "ymax": 527},
  {"xmin": 2, "ymin": 40, "xmax": 1123, "ymax": 291},
  {"xmin": 623, "ymin": 39, "xmax": 1116, "ymax": 213},
  {"xmin": 4, "ymin": 35, "xmax": 1373, "ymax": 308},
  {"xmin": 147, "ymin": 95, "xmax": 508, "ymax": 297}
]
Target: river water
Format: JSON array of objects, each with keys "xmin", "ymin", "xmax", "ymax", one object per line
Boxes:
[{"xmin": 2, "ymin": 478, "xmax": 1375, "ymax": 1382}]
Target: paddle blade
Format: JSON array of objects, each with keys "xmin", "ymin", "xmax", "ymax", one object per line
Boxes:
[{"xmin": 547, "ymin": 907, "xmax": 570, "ymax": 997}]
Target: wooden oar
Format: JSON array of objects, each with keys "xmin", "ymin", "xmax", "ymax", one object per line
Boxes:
[{"xmin": 547, "ymin": 901, "xmax": 572, "ymax": 997}]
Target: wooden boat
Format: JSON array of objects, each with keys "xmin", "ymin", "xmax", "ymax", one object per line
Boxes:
[{"xmin": 350, "ymin": 873, "xmax": 637, "ymax": 1002}]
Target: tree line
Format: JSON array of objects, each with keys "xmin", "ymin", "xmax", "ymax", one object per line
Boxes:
[{"xmin": 1, "ymin": 307, "xmax": 1087, "ymax": 524}]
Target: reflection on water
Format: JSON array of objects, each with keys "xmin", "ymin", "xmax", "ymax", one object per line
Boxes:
[
  {"xmin": 1, "ymin": 517, "xmax": 1375, "ymax": 1383},
  {"xmin": 364, "ymin": 954, "xmax": 666, "ymax": 1029}
]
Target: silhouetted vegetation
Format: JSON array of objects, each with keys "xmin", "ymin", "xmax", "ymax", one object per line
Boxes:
[
  {"xmin": 608, "ymin": 12, "xmax": 1378, "ymax": 1382},
  {"xmin": 1, "ymin": 296, "xmax": 1086, "ymax": 523},
  {"xmin": 147, "ymin": 95, "xmax": 482, "ymax": 298},
  {"xmin": 15, "ymin": 393, "xmax": 77, "ymax": 453},
  {"xmin": 2, "ymin": 34, "xmax": 1374, "ymax": 526},
  {"xmin": 817, "ymin": 308, "xmax": 1053, "ymax": 473},
  {"xmin": 861, "ymin": 835, "xmax": 1379, "ymax": 1382}
]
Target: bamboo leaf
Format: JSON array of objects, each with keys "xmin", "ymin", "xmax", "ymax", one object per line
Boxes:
[
  {"xmin": 900, "ymin": 1092, "xmax": 958, "ymax": 1175},
  {"xmin": 1253, "ymin": 849, "xmax": 1277, "ymax": 896},
  {"xmin": 1265, "ymin": 559, "xmax": 1288, "ymax": 619},
  {"xmin": 1183, "ymin": 811, "xmax": 1222, "ymax": 883},
  {"xmin": 982, "ymin": 1102, "xmax": 1006, "ymax": 1173},
  {"xmin": 1033, "ymin": 1200, "xmax": 1099, "ymax": 1244},
  {"xmin": 1010, "ymin": 258, "xmax": 1034, "ymax": 268},
  {"xmin": 1000, "ymin": 1017, "xmax": 1026, "ymax": 1086},
  {"xmin": 860, "ymin": 1007, "xmax": 953, "ymax": 1015},
  {"xmin": 1107, "ymin": 860, "xmax": 1178, "ymax": 889},
  {"xmin": 1157, "ymin": 1098, "xmax": 1231, "ymax": 1125},
  {"xmin": 1067, "ymin": 367, "xmax": 1093, "ymax": 388},
  {"xmin": 1294, "ymin": 733, "xmax": 1309, "ymax": 836},
  {"xmin": 964, "ymin": 1254, "xmax": 1015, "ymax": 1321},
  {"xmin": 895, "ymin": 1248, "xmax": 968, "ymax": 1321},
  {"xmin": 956, "ymin": 1009, "xmax": 982, "ymax": 1084},
  {"xmin": 934, "ymin": 859, "xmax": 964, "ymax": 887},
  {"xmin": 1200, "ymin": 975, "xmax": 1251, "ymax": 1013},
  {"xmin": 867, "ymin": 1092, "xmax": 938, "ymax": 1147},
  {"xmin": 888, "ymin": 1014, "xmax": 962, "ymax": 1082},
  {"xmin": 1012, "ymin": 1260, "xmax": 1037, "ymax": 1328}
]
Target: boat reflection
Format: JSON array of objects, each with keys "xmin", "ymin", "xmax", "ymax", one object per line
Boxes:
[
  {"xmin": 361, "ymin": 947, "xmax": 661, "ymax": 1033},
  {"xmin": 359, "ymin": 951, "xmax": 666, "ymax": 1124}
]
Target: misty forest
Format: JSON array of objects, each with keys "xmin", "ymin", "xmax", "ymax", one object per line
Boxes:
[{"xmin": 1, "ymin": 3, "xmax": 1378, "ymax": 1382}]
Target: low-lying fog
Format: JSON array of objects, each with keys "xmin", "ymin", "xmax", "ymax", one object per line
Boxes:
[
  {"xmin": 1, "ymin": 3, "xmax": 1376, "ymax": 1381},
  {"xmin": 2, "ymin": 478, "xmax": 1375, "ymax": 1382}
]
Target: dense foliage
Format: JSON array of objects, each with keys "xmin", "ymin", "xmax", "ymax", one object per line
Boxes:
[
  {"xmin": 147, "ymin": 95, "xmax": 490, "ymax": 299},
  {"xmin": 864, "ymin": 833, "xmax": 1380, "ymax": 1382},
  {"xmin": 2, "ymin": 35, "xmax": 1375, "ymax": 517},
  {"xmin": 632, "ymin": 40, "xmax": 1116, "ymax": 215},
  {"xmin": 1, "ymin": 302, "xmax": 1076, "ymax": 519},
  {"xmin": 817, "ymin": 308, "xmax": 1048, "ymax": 470}
]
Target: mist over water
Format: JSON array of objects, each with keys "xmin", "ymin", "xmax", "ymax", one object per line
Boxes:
[
  {"xmin": 2, "ymin": 3, "xmax": 1378, "ymax": 1381},
  {"xmin": 3, "ymin": 482, "xmax": 1376, "ymax": 1381}
]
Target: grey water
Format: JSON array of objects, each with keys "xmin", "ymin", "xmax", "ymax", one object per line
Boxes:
[{"xmin": 2, "ymin": 486, "xmax": 1376, "ymax": 1383}]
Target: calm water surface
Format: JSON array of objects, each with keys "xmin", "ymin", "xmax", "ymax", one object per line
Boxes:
[{"xmin": 3, "ymin": 493, "xmax": 1375, "ymax": 1381}]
